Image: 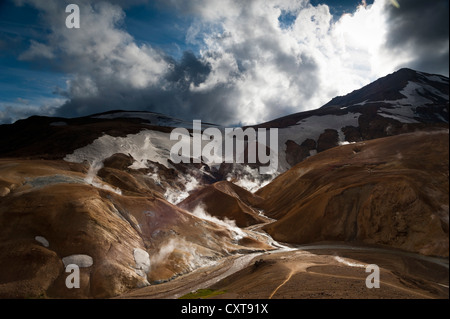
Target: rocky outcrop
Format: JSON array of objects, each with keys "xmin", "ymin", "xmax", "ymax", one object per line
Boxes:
[
  {"xmin": 317, "ymin": 129, "xmax": 339, "ymax": 153},
  {"xmin": 285, "ymin": 139, "xmax": 316, "ymax": 167}
]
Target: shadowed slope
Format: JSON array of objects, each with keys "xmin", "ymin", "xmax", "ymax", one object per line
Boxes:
[{"xmin": 257, "ymin": 130, "xmax": 449, "ymax": 257}]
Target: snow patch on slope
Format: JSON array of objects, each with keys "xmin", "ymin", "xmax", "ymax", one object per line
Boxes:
[
  {"xmin": 64, "ymin": 130, "xmax": 173, "ymax": 169},
  {"xmin": 377, "ymin": 80, "xmax": 449, "ymax": 123},
  {"xmin": 378, "ymin": 113, "xmax": 419, "ymax": 124},
  {"xmin": 418, "ymin": 72, "xmax": 449, "ymax": 85}
]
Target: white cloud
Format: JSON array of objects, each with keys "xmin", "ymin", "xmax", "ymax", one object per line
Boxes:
[
  {"xmin": 19, "ymin": 40, "xmax": 55, "ymax": 60},
  {"xmin": 11, "ymin": 0, "xmax": 441, "ymax": 126},
  {"xmin": 18, "ymin": 0, "xmax": 170, "ymax": 93},
  {"xmin": 177, "ymin": 0, "xmax": 421, "ymax": 124},
  {"xmin": 0, "ymin": 96, "xmax": 65, "ymax": 123}
]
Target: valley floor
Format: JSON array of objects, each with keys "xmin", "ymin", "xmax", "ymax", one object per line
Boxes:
[{"xmin": 116, "ymin": 242, "xmax": 449, "ymax": 299}]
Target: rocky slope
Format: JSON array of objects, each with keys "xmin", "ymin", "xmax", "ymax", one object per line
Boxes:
[
  {"xmin": 0, "ymin": 159, "xmax": 271, "ymax": 298},
  {"xmin": 258, "ymin": 130, "xmax": 449, "ymax": 257}
]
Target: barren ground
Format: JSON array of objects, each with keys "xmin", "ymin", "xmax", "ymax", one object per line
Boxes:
[{"xmin": 117, "ymin": 242, "xmax": 449, "ymax": 299}]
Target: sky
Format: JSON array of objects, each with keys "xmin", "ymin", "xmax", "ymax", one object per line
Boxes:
[{"xmin": 0, "ymin": 0, "xmax": 448, "ymax": 125}]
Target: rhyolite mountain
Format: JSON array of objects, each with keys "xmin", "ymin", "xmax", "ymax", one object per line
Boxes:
[
  {"xmin": 0, "ymin": 68, "xmax": 448, "ymax": 298},
  {"xmin": 254, "ymin": 68, "xmax": 448, "ymax": 170},
  {"xmin": 258, "ymin": 130, "xmax": 449, "ymax": 257}
]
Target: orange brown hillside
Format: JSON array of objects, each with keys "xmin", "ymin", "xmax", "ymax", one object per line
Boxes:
[{"xmin": 258, "ymin": 130, "xmax": 449, "ymax": 257}]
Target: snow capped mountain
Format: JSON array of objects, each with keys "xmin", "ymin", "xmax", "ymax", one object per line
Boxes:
[
  {"xmin": 0, "ymin": 68, "xmax": 448, "ymax": 186},
  {"xmin": 322, "ymin": 68, "xmax": 449, "ymax": 124},
  {"xmin": 254, "ymin": 68, "xmax": 449, "ymax": 171},
  {"xmin": 323, "ymin": 68, "xmax": 448, "ymax": 108},
  {"xmin": 60, "ymin": 68, "xmax": 449, "ymax": 180}
]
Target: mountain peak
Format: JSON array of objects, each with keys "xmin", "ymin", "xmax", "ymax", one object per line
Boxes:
[
  {"xmin": 322, "ymin": 68, "xmax": 449, "ymax": 109},
  {"xmin": 395, "ymin": 67, "xmax": 419, "ymax": 75}
]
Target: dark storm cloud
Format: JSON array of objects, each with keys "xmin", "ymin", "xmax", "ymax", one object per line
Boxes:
[
  {"xmin": 54, "ymin": 51, "xmax": 235, "ymax": 124},
  {"xmin": 46, "ymin": 0, "xmax": 325, "ymax": 125},
  {"xmin": 10, "ymin": 0, "xmax": 245, "ymax": 125},
  {"xmin": 384, "ymin": 0, "xmax": 449, "ymax": 75},
  {"xmin": 165, "ymin": 51, "xmax": 212, "ymax": 89}
]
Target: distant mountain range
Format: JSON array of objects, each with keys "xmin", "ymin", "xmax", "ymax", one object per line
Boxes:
[{"xmin": 1, "ymin": 68, "xmax": 447, "ymax": 170}]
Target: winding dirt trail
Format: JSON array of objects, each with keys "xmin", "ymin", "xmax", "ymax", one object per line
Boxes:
[{"xmin": 269, "ymin": 269, "xmax": 294, "ymax": 299}]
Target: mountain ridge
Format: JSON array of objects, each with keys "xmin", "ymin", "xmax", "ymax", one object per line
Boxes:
[{"xmin": 322, "ymin": 68, "xmax": 449, "ymax": 109}]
